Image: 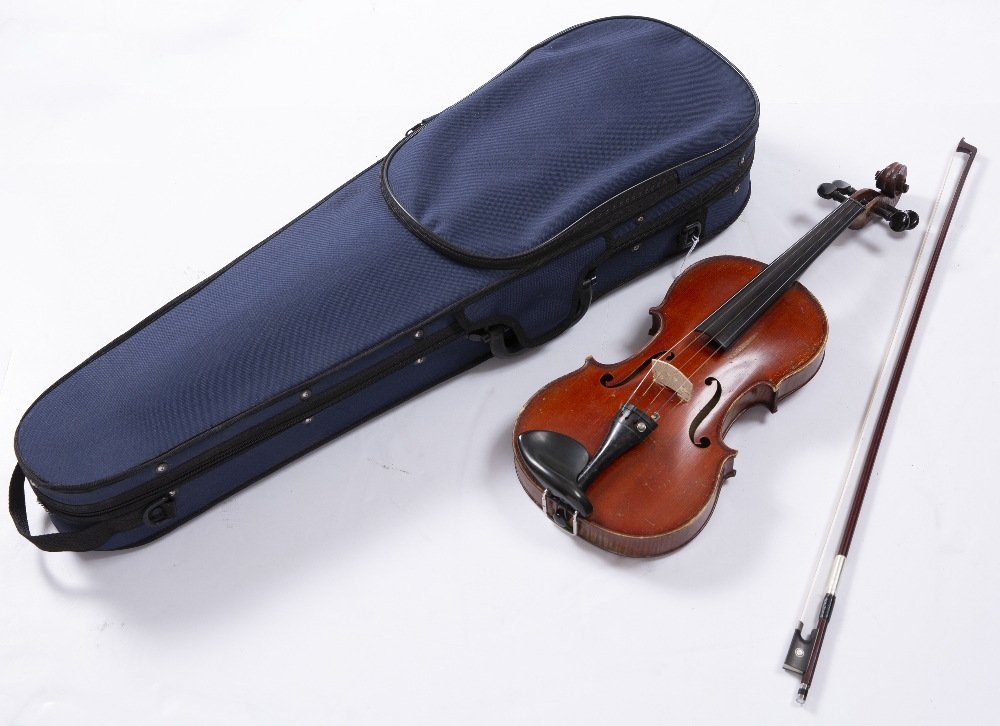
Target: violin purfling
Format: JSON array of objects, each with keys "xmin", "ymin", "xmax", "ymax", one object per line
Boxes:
[{"xmin": 513, "ymin": 163, "xmax": 918, "ymax": 557}]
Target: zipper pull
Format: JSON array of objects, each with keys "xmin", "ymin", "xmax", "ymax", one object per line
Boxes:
[
  {"xmin": 142, "ymin": 490, "xmax": 177, "ymax": 527},
  {"xmin": 675, "ymin": 222, "xmax": 703, "ymax": 278}
]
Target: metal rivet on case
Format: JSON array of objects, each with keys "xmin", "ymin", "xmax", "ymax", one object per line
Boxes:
[
  {"xmin": 636, "ymin": 215, "xmax": 645, "ymax": 224},
  {"xmin": 414, "ymin": 357, "xmax": 426, "ymax": 365},
  {"xmin": 303, "ymin": 417, "xmax": 314, "ymax": 425},
  {"xmin": 739, "ymin": 155, "xmax": 745, "ymax": 166},
  {"xmin": 300, "ymin": 390, "xmax": 312, "ymax": 400},
  {"xmin": 156, "ymin": 463, "xmax": 168, "ymax": 473},
  {"xmin": 733, "ymin": 185, "xmax": 741, "ymax": 195},
  {"xmin": 413, "ymin": 329, "xmax": 424, "ymax": 340},
  {"xmin": 631, "ymin": 244, "xmax": 641, "ymax": 252}
]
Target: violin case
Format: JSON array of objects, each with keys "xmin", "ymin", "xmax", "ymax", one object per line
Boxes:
[{"xmin": 10, "ymin": 16, "xmax": 758, "ymax": 551}]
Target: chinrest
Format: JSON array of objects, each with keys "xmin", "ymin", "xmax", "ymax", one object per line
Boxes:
[{"xmin": 516, "ymin": 430, "xmax": 594, "ymax": 516}]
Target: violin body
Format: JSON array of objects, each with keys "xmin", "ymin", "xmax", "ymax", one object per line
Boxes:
[{"xmin": 513, "ymin": 255, "xmax": 828, "ymax": 557}]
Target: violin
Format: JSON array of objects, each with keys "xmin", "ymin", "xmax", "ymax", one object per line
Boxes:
[{"xmin": 513, "ymin": 163, "xmax": 919, "ymax": 557}]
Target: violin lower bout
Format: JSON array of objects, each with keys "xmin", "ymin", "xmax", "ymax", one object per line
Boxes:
[{"xmin": 513, "ymin": 256, "xmax": 829, "ymax": 557}]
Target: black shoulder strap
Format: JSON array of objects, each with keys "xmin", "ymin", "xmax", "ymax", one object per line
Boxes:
[{"xmin": 9, "ymin": 465, "xmax": 122, "ymax": 552}]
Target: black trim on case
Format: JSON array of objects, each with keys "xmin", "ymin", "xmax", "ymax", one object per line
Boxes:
[
  {"xmin": 14, "ymin": 15, "xmax": 759, "ymax": 505},
  {"xmin": 34, "ymin": 322, "xmax": 466, "ymax": 506},
  {"xmin": 379, "ymin": 16, "xmax": 759, "ymax": 269},
  {"xmin": 595, "ymin": 182, "xmax": 751, "ymax": 302},
  {"xmin": 103, "ymin": 349, "xmax": 495, "ymax": 551},
  {"xmin": 10, "ymin": 465, "xmax": 124, "ymax": 552},
  {"xmin": 13, "ymin": 346, "xmax": 495, "ymax": 552},
  {"xmin": 381, "ymin": 131, "xmax": 754, "ymax": 270},
  {"xmin": 13, "ymin": 177, "xmax": 753, "ymax": 551},
  {"xmin": 456, "ymin": 158, "xmax": 752, "ymax": 352},
  {"xmin": 17, "ymin": 144, "xmax": 753, "ymax": 497}
]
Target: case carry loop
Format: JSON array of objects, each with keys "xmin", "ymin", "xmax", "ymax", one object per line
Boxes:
[
  {"xmin": 469, "ymin": 273, "xmax": 597, "ymax": 358},
  {"xmin": 9, "ymin": 465, "xmax": 123, "ymax": 552}
]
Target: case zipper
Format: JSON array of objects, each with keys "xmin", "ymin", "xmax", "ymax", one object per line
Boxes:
[
  {"xmin": 607, "ymin": 148, "xmax": 753, "ymax": 252},
  {"xmin": 36, "ymin": 323, "xmax": 467, "ymax": 523},
  {"xmin": 379, "ymin": 17, "xmax": 757, "ymax": 271},
  {"xmin": 382, "ymin": 129, "xmax": 754, "ymax": 270},
  {"xmin": 35, "ymin": 147, "xmax": 753, "ymax": 523}
]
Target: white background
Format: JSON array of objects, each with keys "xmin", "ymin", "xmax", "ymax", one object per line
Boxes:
[{"xmin": 1, "ymin": 2, "xmax": 998, "ymax": 724}]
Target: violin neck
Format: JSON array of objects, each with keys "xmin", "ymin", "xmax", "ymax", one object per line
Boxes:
[{"xmin": 696, "ymin": 199, "xmax": 866, "ymax": 350}]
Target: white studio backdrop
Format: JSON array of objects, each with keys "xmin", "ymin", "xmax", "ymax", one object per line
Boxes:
[{"xmin": 1, "ymin": 2, "xmax": 997, "ymax": 724}]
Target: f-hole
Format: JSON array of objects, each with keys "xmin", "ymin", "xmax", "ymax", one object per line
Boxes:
[{"xmin": 689, "ymin": 377, "xmax": 722, "ymax": 448}]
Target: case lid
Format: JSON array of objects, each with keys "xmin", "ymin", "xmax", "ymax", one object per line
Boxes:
[
  {"xmin": 15, "ymin": 17, "xmax": 757, "ymax": 495},
  {"xmin": 382, "ymin": 17, "xmax": 758, "ymax": 268}
]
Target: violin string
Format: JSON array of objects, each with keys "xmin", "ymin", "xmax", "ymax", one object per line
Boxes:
[
  {"xmin": 646, "ymin": 198, "xmax": 864, "ymax": 415},
  {"xmin": 635, "ymin": 201, "xmax": 861, "ymax": 412},
  {"xmin": 622, "ymin": 330, "xmax": 699, "ymax": 409},
  {"xmin": 630, "ymin": 193, "xmax": 868, "ymax": 416},
  {"xmin": 620, "ymin": 206, "xmax": 847, "ymax": 411},
  {"xmin": 681, "ymin": 201, "xmax": 858, "ymax": 357},
  {"xmin": 795, "ymin": 150, "xmax": 956, "ymax": 624}
]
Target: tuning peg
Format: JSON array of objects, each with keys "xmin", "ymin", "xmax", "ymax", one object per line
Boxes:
[
  {"xmin": 817, "ymin": 182, "xmax": 838, "ymax": 200},
  {"xmin": 817, "ymin": 179, "xmax": 857, "ymax": 202},
  {"xmin": 817, "ymin": 183, "xmax": 844, "ymax": 201},
  {"xmin": 874, "ymin": 207, "xmax": 920, "ymax": 232}
]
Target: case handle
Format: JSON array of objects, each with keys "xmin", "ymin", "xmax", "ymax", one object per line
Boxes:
[
  {"xmin": 471, "ymin": 274, "xmax": 597, "ymax": 358},
  {"xmin": 566, "ymin": 273, "xmax": 596, "ymax": 328},
  {"xmin": 8, "ymin": 465, "xmax": 125, "ymax": 552}
]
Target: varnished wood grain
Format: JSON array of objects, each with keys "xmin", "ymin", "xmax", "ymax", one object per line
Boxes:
[{"xmin": 512, "ymin": 255, "xmax": 829, "ymax": 557}]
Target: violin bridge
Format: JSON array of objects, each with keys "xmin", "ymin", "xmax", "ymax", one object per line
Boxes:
[{"xmin": 651, "ymin": 359, "xmax": 693, "ymax": 402}]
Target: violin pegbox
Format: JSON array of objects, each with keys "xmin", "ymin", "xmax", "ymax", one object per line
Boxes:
[{"xmin": 824, "ymin": 162, "xmax": 920, "ymax": 232}]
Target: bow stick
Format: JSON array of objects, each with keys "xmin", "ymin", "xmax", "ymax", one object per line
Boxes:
[{"xmin": 785, "ymin": 138, "xmax": 977, "ymax": 704}]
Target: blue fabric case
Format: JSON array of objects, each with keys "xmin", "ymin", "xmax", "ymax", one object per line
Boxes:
[{"xmin": 10, "ymin": 17, "xmax": 758, "ymax": 551}]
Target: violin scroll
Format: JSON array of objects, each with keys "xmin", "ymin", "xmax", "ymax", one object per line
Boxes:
[
  {"xmin": 817, "ymin": 163, "xmax": 918, "ymax": 232},
  {"xmin": 875, "ymin": 162, "xmax": 909, "ymax": 197}
]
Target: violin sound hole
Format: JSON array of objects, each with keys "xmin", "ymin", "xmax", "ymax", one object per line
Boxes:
[
  {"xmin": 689, "ymin": 377, "xmax": 722, "ymax": 448},
  {"xmin": 600, "ymin": 351, "xmax": 670, "ymax": 388}
]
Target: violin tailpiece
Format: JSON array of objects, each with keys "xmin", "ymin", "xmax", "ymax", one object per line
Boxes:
[{"xmin": 651, "ymin": 359, "xmax": 694, "ymax": 402}]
